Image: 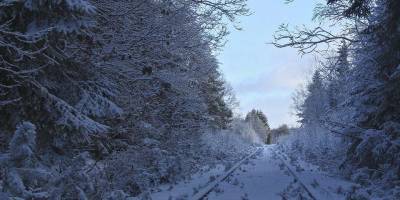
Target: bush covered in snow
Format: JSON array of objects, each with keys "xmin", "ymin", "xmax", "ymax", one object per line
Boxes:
[
  {"xmin": 202, "ymin": 119, "xmax": 261, "ymax": 153},
  {"xmin": 1, "ymin": 122, "xmax": 51, "ymax": 199},
  {"xmin": 199, "ymin": 119, "xmax": 260, "ymax": 170},
  {"xmin": 277, "ymin": 125, "xmax": 348, "ymax": 173}
]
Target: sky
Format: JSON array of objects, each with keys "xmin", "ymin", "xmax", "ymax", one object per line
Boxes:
[{"xmin": 218, "ymin": 0, "xmax": 321, "ymax": 128}]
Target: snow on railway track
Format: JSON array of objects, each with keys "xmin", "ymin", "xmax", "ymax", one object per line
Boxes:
[
  {"xmin": 202, "ymin": 145, "xmax": 318, "ymax": 200},
  {"xmin": 272, "ymin": 150, "xmax": 317, "ymax": 200},
  {"xmin": 151, "ymin": 145, "xmax": 354, "ymax": 200},
  {"xmin": 191, "ymin": 147, "xmax": 263, "ymax": 200},
  {"xmin": 273, "ymin": 148, "xmax": 356, "ymax": 200}
]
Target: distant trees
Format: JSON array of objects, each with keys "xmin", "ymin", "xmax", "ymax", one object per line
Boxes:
[
  {"xmin": 269, "ymin": 124, "xmax": 290, "ymax": 144},
  {"xmin": 245, "ymin": 109, "xmax": 270, "ymax": 143}
]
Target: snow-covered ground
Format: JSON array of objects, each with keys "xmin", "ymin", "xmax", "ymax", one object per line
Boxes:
[
  {"xmin": 206, "ymin": 145, "xmax": 295, "ymax": 200},
  {"xmin": 149, "ymin": 145, "xmax": 356, "ymax": 200},
  {"xmin": 275, "ymin": 148, "xmax": 357, "ymax": 200},
  {"xmin": 149, "ymin": 165, "xmax": 226, "ymax": 200}
]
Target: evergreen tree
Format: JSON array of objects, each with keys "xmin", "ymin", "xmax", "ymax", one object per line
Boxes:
[
  {"xmin": 326, "ymin": 41, "xmax": 351, "ymax": 108},
  {"xmin": 0, "ymin": 0, "xmax": 103, "ymax": 145},
  {"xmin": 255, "ymin": 111, "xmax": 270, "ymax": 131},
  {"xmin": 0, "ymin": 0, "xmax": 95, "ymax": 66},
  {"xmin": 202, "ymin": 69, "xmax": 233, "ymax": 129},
  {"xmin": 245, "ymin": 109, "xmax": 270, "ymax": 143},
  {"xmin": 299, "ymin": 70, "xmax": 328, "ymax": 124}
]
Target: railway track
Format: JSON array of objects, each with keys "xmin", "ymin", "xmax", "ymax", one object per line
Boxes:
[
  {"xmin": 273, "ymin": 150, "xmax": 317, "ymax": 200},
  {"xmin": 191, "ymin": 147, "xmax": 263, "ymax": 200},
  {"xmin": 192, "ymin": 146, "xmax": 318, "ymax": 200}
]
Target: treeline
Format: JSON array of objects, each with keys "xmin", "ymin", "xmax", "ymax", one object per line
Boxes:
[
  {"xmin": 274, "ymin": 0, "xmax": 400, "ymax": 198},
  {"xmin": 243, "ymin": 109, "xmax": 290, "ymax": 144},
  {"xmin": 0, "ymin": 0, "xmax": 248, "ymax": 199}
]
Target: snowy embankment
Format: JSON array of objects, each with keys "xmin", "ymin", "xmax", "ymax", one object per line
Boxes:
[
  {"xmin": 274, "ymin": 148, "xmax": 357, "ymax": 200},
  {"xmin": 277, "ymin": 126, "xmax": 400, "ymax": 199}
]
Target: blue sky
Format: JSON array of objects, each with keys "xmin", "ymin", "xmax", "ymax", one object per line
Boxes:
[{"xmin": 218, "ymin": 0, "xmax": 321, "ymax": 128}]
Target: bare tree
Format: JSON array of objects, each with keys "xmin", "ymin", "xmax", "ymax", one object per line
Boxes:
[
  {"xmin": 271, "ymin": 0, "xmax": 371, "ymax": 54},
  {"xmin": 272, "ymin": 24, "xmax": 356, "ymax": 54}
]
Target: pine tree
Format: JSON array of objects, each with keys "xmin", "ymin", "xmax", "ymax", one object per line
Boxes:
[
  {"xmin": 0, "ymin": 0, "xmax": 95, "ymax": 35},
  {"xmin": 326, "ymin": 41, "xmax": 351, "ymax": 108},
  {"xmin": 202, "ymin": 70, "xmax": 233, "ymax": 129},
  {"xmin": 300, "ymin": 70, "xmax": 328, "ymax": 124},
  {"xmin": 0, "ymin": 0, "xmax": 96, "ymax": 67},
  {"xmin": 255, "ymin": 110, "xmax": 271, "ymax": 131},
  {"xmin": 327, "ymin": 0, "xmax": 371, "ymax": 17},
  {"xmin": 0, "ymin": 0, "xmax": 106, "ymax": 147},
  {"xmin": 245, "ymin": 109, "xmax": 270, "ymax": 143}
]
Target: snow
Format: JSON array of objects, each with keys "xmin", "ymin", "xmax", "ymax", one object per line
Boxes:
[
  {"xmin": 149, "ymin": 165, "xmax": 226, "ymax": 200},
  {"xmin": 192, "ymin": 148, "xmax": 262, "ymax": 200},
  {"xmin": 53, "ymin": 94, "xmax": 109, "ymax": 136},
  {"xmin": 1, "ymin": 0, "xmax": 398, "ymax": 199},
  {"xmin": 148, "ymin": 148, "xmax": 261, "ymax": 200},
  {"xmin": 75, "ymin": 91, "xmax": 123, "ymax": 118},
  {"xmin": 148, "ymin": 145, "xmax": 356, "ymax": 200},
  {"xmin": 206, "ymin": 145, "xmax": 296, "ymax": 200},
  {"xmin": 275, "ymin": 149, "xmax": 357, "ymax": 200}
]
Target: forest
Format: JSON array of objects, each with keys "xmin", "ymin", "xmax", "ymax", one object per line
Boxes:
[{"xmin": 0, "ymin": 0, "xmax": 399, "ymax": 199}]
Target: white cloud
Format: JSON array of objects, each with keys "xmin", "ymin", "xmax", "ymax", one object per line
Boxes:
[{"xmin": 228, "ymin": 51, "xmax": 315, "ymax": 128}]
